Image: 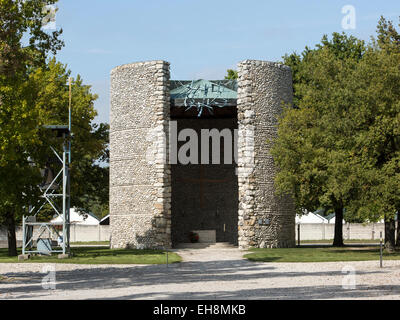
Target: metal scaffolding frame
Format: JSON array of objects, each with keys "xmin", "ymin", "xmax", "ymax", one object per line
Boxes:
[
  {"xmin": 22, "ymin": 77, "xmax": 73, "ymax": 257},
  {"xmin": 22, "ymin": 128, "xmax": 71, "ymax": 255}
]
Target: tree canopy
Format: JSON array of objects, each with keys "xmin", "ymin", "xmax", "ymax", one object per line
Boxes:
[
  {"xmin": 225, "ymin": 69, "xmax": 238, "ymax": 80},
  {"xmin": 0, "ymin": 1, "xmax": 109, "ymax": 256},
  {"xmin": 273, "ymin": 17, "xmax": 400, "ymax": 247}
]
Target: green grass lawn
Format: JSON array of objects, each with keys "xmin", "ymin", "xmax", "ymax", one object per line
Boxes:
[
  {"xmin": 300, "ymin": 239, "xmax": 380, "ymax": 244},
  {"xmin": 0, "ymin": 247, "xmax": 181, "ymax": 265},
  {"xmin": 70, "ymin": 241, "xmax": 110, "ymax": 246},
  {"xmin": 244, "ymin": 246, "xmax": 400, "ymax": 263}
]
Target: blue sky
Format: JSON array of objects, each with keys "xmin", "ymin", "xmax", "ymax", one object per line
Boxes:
[{"xmin": 53, "ymin": 0, "xmax": 400, "ymax": 124}]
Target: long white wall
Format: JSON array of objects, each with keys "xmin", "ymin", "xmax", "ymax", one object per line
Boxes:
[
  {"xmin": 295, "ymin": 223, "xmax": 385, "ymax": 241},
  {"xmin": 0, "ymin": 225, "xmax": 110, "ymax": 243},
  {"xmin": 69, "ymin": 225, "xmax": 110, "ymax": 242},
  {"xmin": 0, "ymin": 223, "xmax": 387, "ymax": 244}
]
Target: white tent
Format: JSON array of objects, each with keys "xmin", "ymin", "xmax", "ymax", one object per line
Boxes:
[
  {"xmin": 296, "ymin": 211, "xmax": 328, "ymax": 224},
  {"xmin": 51, "ymin": 208, "xmax": 100, "ymax": 225}
]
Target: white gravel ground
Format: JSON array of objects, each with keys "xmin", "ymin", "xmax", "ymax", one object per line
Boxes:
[{"xmin": 0, "ymin": 248, "xmax": 399, "ymax": 300}]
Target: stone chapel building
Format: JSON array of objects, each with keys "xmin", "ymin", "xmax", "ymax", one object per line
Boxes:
[{"xmin": 110, "ymin": 60, "xmax": 295, "ymax": 249}]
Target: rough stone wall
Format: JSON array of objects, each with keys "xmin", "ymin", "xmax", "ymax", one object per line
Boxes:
[
  {"xmin": 110, "ymin": 61, "xmax": 171, "ymax": 249},
  {"xmin": 171, "ymin": 118, "xmax": 238, "ymax": 246},
  {"xmin": 237, "ymin": 60, "xmax": 295, "ymax": 249}
]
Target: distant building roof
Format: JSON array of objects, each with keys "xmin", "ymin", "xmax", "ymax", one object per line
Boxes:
[
  {"xmin": 325, "ymin": 213, "xmax": 335, "ymax": 221},
  {"xmin": 296, "ymin": 211, "xmax": 328, "ymax": 224},
  {"xmin": 51, "ymin": 208, "xmax": 100, "ymax": 225}
]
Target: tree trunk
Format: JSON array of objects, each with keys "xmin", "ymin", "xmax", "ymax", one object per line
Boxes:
[
  {"xmin": 396, "ymin": 213, "xmax": 400, "ymax": 247},
  {"xmin": 333, "ymin": 207, "xmax": 344, "ymax": 247},
  {"xmin": 5, "ymin": 211, "xmax": 17, "ymax": 257},
  {"xmin": 384, "ymin": 216, "xmax": 396, "ymax": 252}
]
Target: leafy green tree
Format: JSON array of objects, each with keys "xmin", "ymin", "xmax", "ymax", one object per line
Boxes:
[
  {"xmin": 0, "ymin": 0, "xmax": 63, "ymax": 256},
  {"xmin": 376, "ymin": 17, "xmax": 400, "ymax": 249},
  {"xmin": 273, "ymin": 33, "xmax": 366, "ymax": 247},
  {"xmin": 274, "ymin": 19, "xmax": 400, "ymax": 249},
  {"xmin": 29, "ymin": 59, "xmax": 109, "ymax": 220},
  {"xmin": 225, "ymin": 69, "xmax": 238, "ymax": 80},
  {"xmin": 283, "ymin": 32, "xmax": 365, "ymax": 107},
  {"xmin": 0, "ymin": 0, "xmax": 63, "ymax": 78},
  {"xmin": 344, "ymin": 17, "xmax": 400, "ymax": 250},
  {"xmin": 0, "ymin": 158, "xmax": 43, "ymax": 256},
  {"xmin": 0, "ymin": 0, "xmax": 109, "ymax": 256},
  {"xmin": 1, "ymin": 57, "xmax": 109, "ymax": 256}
]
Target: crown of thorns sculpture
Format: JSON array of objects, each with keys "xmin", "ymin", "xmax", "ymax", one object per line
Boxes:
[{"xmin": 177, "ymin": 80, "xmax": 231, "ymax": 117}]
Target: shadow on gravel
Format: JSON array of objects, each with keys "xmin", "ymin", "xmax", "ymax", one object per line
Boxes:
[
  {"xmin": 0, "ymin": 258, "xmax": 389, "ymax": 299},
  {"xmin": 98, "ymin": 284, "xmax": 400, "ymax": 300}
]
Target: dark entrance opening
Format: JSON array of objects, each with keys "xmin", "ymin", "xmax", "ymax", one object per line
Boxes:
[{"xmin": 170, "ymin": 92, "xmax": 238, "ymax": 247}]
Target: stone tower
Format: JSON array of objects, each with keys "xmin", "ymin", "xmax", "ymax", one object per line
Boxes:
[
  {"xmin": 110, "ymin": 61, "xmax": 171, "ymax": 249},
  {"xmin": 236, "ymin": 60, "xmax": 295, "ymax": 249},
  {"xmin": 110, "ymin": 59, "xmax": 295, "ymax": 250}
]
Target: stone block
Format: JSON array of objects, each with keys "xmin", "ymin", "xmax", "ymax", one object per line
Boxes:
[{"xmin": 18, "ymin": 254, "xmax": 30, "ymax": 261}]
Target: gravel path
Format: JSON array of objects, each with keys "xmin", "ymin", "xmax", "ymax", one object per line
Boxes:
[{"xmin": 0, "ymin": 248, "xmax": 399, "ymax": 300}]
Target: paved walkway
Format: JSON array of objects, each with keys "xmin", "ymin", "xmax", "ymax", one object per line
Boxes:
[{"xmin": 0, "ymin": 247, "xmax": 400, "ymax": 300}]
